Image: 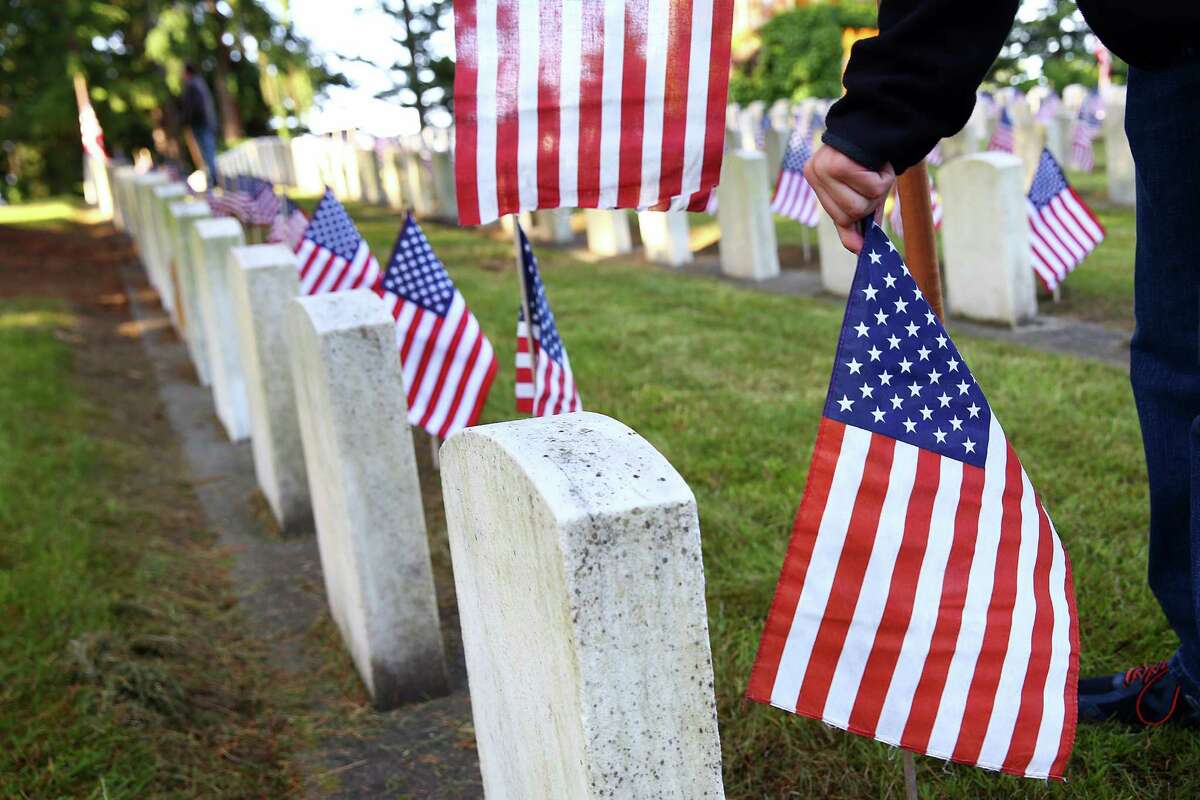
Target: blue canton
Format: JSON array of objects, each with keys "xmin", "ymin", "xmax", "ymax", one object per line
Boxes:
[
  {"xmin": 824, "ymin": 223, "xmax": 992, "ymax": 468},
  {"xmin": 1028, "ymin": 149, "xmax": 1069, "ymax": 209},
  {"xmin": 381, "ymin": 213, "xmax": 456, "ymax": 317},
  {"xmin": 518, "ymin": 226, "xmax": 567, "ymax": 365},
  {"xmin": 305, "ymin": 190, "xmax": 363, "ymax": 263},
  {"xmin": 780, "ymin": 126, "xmax": 812, "ymax": 174}
]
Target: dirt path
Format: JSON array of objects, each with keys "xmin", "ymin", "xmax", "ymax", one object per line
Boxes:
[{"xmin": 0, "ymin": 218, "xmax": 483, "ymax": 798}]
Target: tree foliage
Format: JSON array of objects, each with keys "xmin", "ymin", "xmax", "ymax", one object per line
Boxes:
[
  {"xmin": 985, "ymin": 0, "xmax": 1118, "ymax": 91},
  {"xmin": 0, "ymin": 0, "xmax": 344, "ymax": 201}
]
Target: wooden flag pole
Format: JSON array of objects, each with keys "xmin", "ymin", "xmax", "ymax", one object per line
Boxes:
[
  {"xmin": 896, "ymin": 161, "xmax": 945, "ymax": 321},
  {"xmin": 511, "ymin": 214, "xmax": 536, "ymax": 414}
]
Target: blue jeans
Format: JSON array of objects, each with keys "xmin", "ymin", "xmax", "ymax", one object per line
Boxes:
[
  {"xmin": 1127, "ymin": 59, "xmax": 1200, "ymax": 689},
  {"xmin": 192, "ymin": 124, "xmax": 219, "ymax": 185}
]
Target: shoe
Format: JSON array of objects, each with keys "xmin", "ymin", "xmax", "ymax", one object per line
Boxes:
[{"xmin": 1078, "ymin": 656, "xmax": 1200, "ymax": 728}]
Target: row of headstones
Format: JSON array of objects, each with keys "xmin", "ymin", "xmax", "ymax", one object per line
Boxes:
[{"xmin": 105, "ymin": 165, "xmax": 729, "ymax": 797}]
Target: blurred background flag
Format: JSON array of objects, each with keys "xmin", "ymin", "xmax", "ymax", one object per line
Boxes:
[
  {"xmin": 295, "ymin": 189, "xmax": 381, "ymax": 295},
  {"xmin": 747, "ymin": 222, "xmax": 1078, "ymax": 781},
  {"xmin": 514, "ymin": 224, "xmax": 581, "ymax": 416},
  {"xmin": 452, "ymin": 0, "xmax": 735, "ymax": 225},
  {"xmin": 988, "ymin": 107, "xmax": 1014, "ymax": 153},
  {"xmin": 268, "ymin": 197, "xmax": 310, "ymax": 250},
  {"xmin": 769, "ymin": 122, "xmax": 820, "ymax": 227},
  {"xmin": 1027, "ymin": 149, "xmax": 1105, "ymax": 292}
]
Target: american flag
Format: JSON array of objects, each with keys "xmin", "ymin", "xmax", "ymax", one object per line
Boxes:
[
  {"xmin": 268, "ymin": 198, "xmax": 310, "ymax": 250},
  {"xmin": 1034, "ymin": 92, "xmax": 1061, "ymax": 124},
  {"xmin": 295, "ymin": 189, "xmax": 382, "ymax": 295},
  {"xmin": 1027, "ymin": 149, "xmax": 1105, "ymax": 292},
  {"xmin": 925, "ymin": 142, "xmax": 944, "ymax": 167},
  {"xmin": 1069, "ymin": 93, "xmax": 1102, "ymax": 173},
  {"xmin": 377, "ymin": 213, "xmax": 498, "ymax": 437},
  {"xmin": 514, "ymin": 224, "xmax": 581, "ymax": 415},
  {"xmin": 245, "ymin": 178, "xmax": 283, "ymax": 227},
  {"xmin": 78, "ymin": 99, "xmax": 108, "ymax": 162},
  {"xmin": 452, "ymin": 0, "xmax": 734, "ymax": 225},
  {"xmin": 747, "ymin": 222, "xmax": 1078, "ymax": 781},
  {"xmin": 769, "ymin": 123, "xmax": 819, "ymax": 227},
  {"xmin": 887, "ymin": 178, "xmax": 943, "ymax": 239},
  {"xmin": 988, "ymin": 108, "xmax": 1014, "ymax": 153}
]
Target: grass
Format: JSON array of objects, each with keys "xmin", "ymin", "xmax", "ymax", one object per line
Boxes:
[
  {"xmin": 0, "ymin": 195, "xmax": 103, "ymax": 232},
  {"xmin": 339, "ymin": 201, "xmax": 1190, "ymax": 798}
]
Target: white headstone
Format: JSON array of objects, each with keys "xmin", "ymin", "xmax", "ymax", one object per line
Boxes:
[
  {"xmin": 1103, "ymin": 86, "xmax": 1135, "ymax": 207},
  {"xmin": 637, "ymin": 210, "xmax": 693, "ymax": 267},
  {"xmin": 716, "ymin": 150, "xmax": 780, "ymax": 281},
  {"xmin": 359, "ymin": 147, "xmax": 384, "ymax": 205},
  {"xmin": 939, "ymin": 152, "xmax": 1037, "ymax": 326},
  {"xmin": 429, "ymin": 150, "xmax": 458, "ymax": 220},
  {"xmin": 109, "ymin": 165, "xmax": 137, "ymax": 231},
  {"xmin": 131, "ymin": 173, "xmax": 168, "ymax": 257},
  {"xmin": 403, "ymin": 151, "xmax": 435, "ymax": 217},
  {"xmin": 440, "ymin": 412, "xmax": 725, "ymax": 800},
  {"xmin": 167, "ymin": 200, "xmax": 214, "ymax": 382},
  {"xmin": 1062, "ymin": 84, "xmax": 1089, "ymax": 119},
  {"xmin": 816, "ymin": 210, "xmax": 857, "ymax": 296},
  {"xmin": 228, "ymin": 244, "xmax": 311, "ymax": 531},
  {"xmin": 149, "ymin": 183, "xmax": 188, "ymax": 310},
  {"xmin": 1010, "ymin": 98, "xmax": 1043, "ymax": 186},
  {"xmin": 287, "ymin": 289, "xmax": 448, "ymax": 708},
  {"xmin": 583, "ymin": 209, "xmax": 633, "ymax": 257},
  {"xmin": 1043, "ymin": 109, "xmax": 1072, "ymax": 166},
  {"xmin": 192, "ymin": 217, "xmax": 253, "ymax": 441},
  {"xmin": 533, "ymin": 209, "xmax": 574, "ymax": 244}
]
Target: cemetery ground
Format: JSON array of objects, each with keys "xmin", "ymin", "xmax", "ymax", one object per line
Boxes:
[{"xmin": 3, "ymin": 191, "xmax": 1194, "ymax": 799}]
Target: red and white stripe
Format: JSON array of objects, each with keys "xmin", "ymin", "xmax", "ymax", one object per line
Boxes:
[
  {"xmin": 295, "ymin": 237, "xmax": 381, "ymax": 296},
  {"xmin": 515, "ymin": 317, "xmax": 535, "ymax": 412},
  {"xmin": 770, "ymin": 170, "xmax": 819, "ymax": 227},
  {"xmin": 748, "ymin": 416, "xmax": 1078, "ymax": 780},
  {"xmin": 1027, "ymin": 189, "xmax": 1104, "ymax": 292},
  {"xmin": 270, "ymin": 209, "xmax": 310, "ymax": 250},
  {"xmin": 378, "ymin": 289, "xmax": 498, "ymax": 438},
  {"xmin": 515, "ymin": 318, "xmax": 581, "ymax": 416},
  {"xmin": 888, "ymin": 182, "xmax": 943, "ymax": 239},
  {"xmin": 453, "ymin": 0, "xmax": 735, "ymax": 225}
]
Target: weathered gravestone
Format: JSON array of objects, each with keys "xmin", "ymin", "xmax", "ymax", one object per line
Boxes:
[
  {"xmin": 228, "ymin": 244, "xmax": 311, "ymax": 532},
  {"xmin": 939, "ymin": 152, "xmax": 1037, "ymax": 326},
  {"xmin": 816, "ymin": 210, "xmax": 857, "ymax": 297},
  {"xmin": 440, "ymin": 412, "xmax": 725, "ymax": 800},
  {"xmin": 130, "ymin": 172, "xmax": 168, "ymax": 262},
  {"xmin": 149, "ymin": 182, "xmax": 189, "ymax": 316},
  {"xmin": 637, "ymin": 210, "xmax": 693, "ymax": 267},
  {"xmin": 287, "ymin": 289, "xmax": 448, "ymax": 709},
  {"xmin": 583, "ymin": 209, "xmax": 633, "ymax": 257},
  {"xmin": 1103, "ymin": 86, "xmax": 1136, "ymax": 207},
  {"xmin": 192, "ymin": 217, "xmax": 253, "ymax": 441},
  {"xmin": 166, "ymin": 199, "xmax": 214, "ymax": 384},
  {"xmin": 716, "ymin": 150, "xmax": 780, "ymax": 281}
]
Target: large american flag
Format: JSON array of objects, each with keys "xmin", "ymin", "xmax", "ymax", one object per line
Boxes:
[
  {"xmin": 769, "ymin": 123, "xmax": 819, "ymax": 227},
  {"xmin": 748, "ymin": 222, "xmax": 1078, "ymax": 781},
  {"xmin": 988, "ymin": 108, "xmax": 1014, "ymax": 154},
  {"xmin": 452, "ymin": 0, "xmax": 734, "ymax": 225},
  {"xmin": 1069, "ymin": 93, "xmax": 1103, "ymax": 173},
  {"xmin": 295, "ymin": 189, "xmax": 382, "ymax": 295},
  {"xmin": 514, "ymin": 224, "xmax": 581, "ymax": 415},
  {"xmin": 1027, "ymin": 149, "xmax": 1105, "ymax": 292},
  {"xmin": 377, "ymin": 213, "xmax": 498, "ymax": 437}
]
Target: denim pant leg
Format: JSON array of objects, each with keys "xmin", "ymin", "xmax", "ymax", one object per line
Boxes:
[
  {"xmin": 192, "ymin": 125, "xmax": 219, "ymax": 184},
  {"xmin": 1126, "ymin": 61, "xmax": 1200, "ymax": 683}
]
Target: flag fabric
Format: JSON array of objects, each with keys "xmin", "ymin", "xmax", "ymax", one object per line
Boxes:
[
  {"xmin": 988, "ymin": 108, "xmax": 1014, "ymax": 153},
  {"xmin": 269, "ymin": 198, "xmax": 310, "ymax": 250},
  {"xmin": 452, "ymin": 0, "xmax": 735, "ymax": 225},
  {"xmin": 1069, "ymin": 94, "xmax": 1102, "ymax": 173},
  {"xmin": 377, "ymin": 213, "xmax": 498, "ymax": 437},
  {"xmin": 925, "ymin": 142, "xmax": 944, "ymax": 167},
  {"xmin": 514, "ymin": 225, "xmax": 581, "ymax": 415},
  {"xmin": 295, "ymin": 189, "xmax": 382, "ymax": 295},
  {"xmin": 1034, "ymin": 92, "xmax": 1061, "ymax": 125},
  {"xmin": 769, "ymin": 123, "xmax": 819, "ymax": 227},
  {"xmin": 245, "ymin": 177, "xmax": 283, "ymax": 227},
  {"xmin": 747, "ymin": 222, "xmax": 1078, "ymax": 781},
  {"xmin": 1027, "ymin": 149, "xmax": 1105, "ymax": 292},
  {"xmin": 887, "ymin": 178, "xmax": 943, "ymax": 240},
  {"xmin": 78, "ymin": 98, "xmax": 108, "ymax": 162}
]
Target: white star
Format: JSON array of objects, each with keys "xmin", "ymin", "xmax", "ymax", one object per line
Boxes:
[
  {"xmin": 894, "ymin": 298, "xmax": 909, "ymax": 314},
  {"xmin": 928, "ymin": 369, "xmax": 942, "ymax": 384},
  {"xmin": 908, "ymin": 382, "xmax": 922, "ymax": 397},
  {"xmin": 925, "ymin": 310, "xmax": 936, "ymax": 325},
  {"xmin": 854, "ymin": 322, "xmax": 870, "ymax": 338},
  {"xmin": 905, "ymin": 321, "xmax": 920, "ymax": 337},
  {"xmin": 938, "ymin": 392, "xmax": 952, "ymax": 408},
  {"xmin": 963, "ymin": 438, "xmax": 977, "ymax": 454},
  {"xmin": 967, "ymin": 403, "xmax": 981, "ymax": 418},
  {"xmin": 863, "ymin": 284, "xmax": 879, "ymax": 301},
  {"xmin": 898, "ymin": 357, "xmax": 913, "ymax": 373},
  {"xmin": 946, "ymin": 358, "xmax": 960, "ymax": 372},
  {"xmin": 933, "ymin": 428, "xmax": 948, "ymax": 444},
  {"xmin": 913, "ymin": 287, "xmax": 924, "ymax": 300},
  {"xmin": 879, "ymin": 370, "xmax": 894, "ymax": 386},
  {"xmin": 845, "ymin": 358, "xmax": 863, "ymax": 375},
  {"xmin": 860, "ymin": 383, "xmax": 875, "ymax": 399},
  {"xmin": 871, "ymin": 407, "xmax": 886, "ymax": 423},
  {"xmin": 957, "ymin": 380, "xmax": 971, "ymax": 395},
  {"xmin": 875, "ymin": 309, "xmax": 889, "ymax": 325},
  {"xmin": 902, "ymin": 417, "xmax": 917, "ymax": 433},
  {"xmin": 919, "ymin": 405, "xmax": 933, "ymax": 420},
  {"xmin": 867, "ymin": 346, "xmax": 882, "ymax": 362},
  {"xmin": 886, "ymin": 239, "xmax": 897, "ymax": 253},
  {"xmin": 949, "ymin": 416, "xmax": 963, "ymax": 431},
  {"xmin": 883, "ymin": 273, "xmax": 897, "ymax": 288},
  {"xmin": 837, "ymin": 394, "xmax": 854, "ymax": 412},
  {"xmin": 887, "ymin": 334, "xmax": 901, "ymax": 350},
  {"xmin": 900, "ymin": 261, "xmax": 911, "ymax": 276},
  {"xmin": 917, "ymin": 346, "xmax": 931, "ymax": 361},
  {"xmin": 890, "ymin": 394, "xmax": 904, "ymax": 410},
  {"xmin": 868, "ymin": 250, "xmax": 882, "ymax": 265},
  {"xmin": 935, "ymin": 334, "xmax": 948, "ymax": 349}
]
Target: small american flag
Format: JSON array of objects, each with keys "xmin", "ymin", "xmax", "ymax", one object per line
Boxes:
[
  {"xmin": 1069, "ymin": 93, "xmax": 1102, "ymax": 173},
  {"xmin": 1027, "ymin": 149, "xmax": 1105, "ymax": 291},
  {"xmin": 769, "ymin": 123, "xmax": 819, "ymax": 227},
  {"xmin": 514, "ymin": 225, "xmax": 581, "ymax": 415},
  {"xmin": 377, "ymin": 214, "xmax": 498, "ymax": 437},
  {"xmin": 988, "ymin": 108, "xmax": 1014, "ymax": 154},
  {"xmin": 748, "ymin": 222, "xmax": 1078, "ymax": 781},
  {"xmin": 1034, "ymin": 92, "xmax": 1061, "ymax": 124},
  {"xmin": 269, "ymin": 198, "xmax": 310, "ymax": 250},
  {"xmin": 295, "ymin": 189, "xmax": 382, "ymax": 295},
  {"xmin": 78, "ymin": 98, "xmax": 108, "ymax": 162},
  {"xmin": 452, "ymin": 0, "xmax": 734, "ymax": 225},
  {"xmin": 245, "ymin": 178, "xmax": 283, "ymax": 227},
  {"xmin": 887, "ymin": 178, "xmax": 943, "ymax": 239}
]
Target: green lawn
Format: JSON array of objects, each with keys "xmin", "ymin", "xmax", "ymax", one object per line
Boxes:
[{"xmin": 343, "ymin": 202, "xmax": 1191, "ymax": 798}]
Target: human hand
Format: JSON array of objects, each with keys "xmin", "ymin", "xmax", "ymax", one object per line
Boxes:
[{"xmin": 804, "ymin": 145, "xmax": 896, "ymax": 254}]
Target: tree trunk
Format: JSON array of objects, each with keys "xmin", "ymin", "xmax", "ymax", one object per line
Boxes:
[
  {"xmin": 208, "ymin": 0, "xmax": 244, "ymax": 142},
  {"xmin": 398, "ymin": 0, "xmax": 427, "ymax": 128}
]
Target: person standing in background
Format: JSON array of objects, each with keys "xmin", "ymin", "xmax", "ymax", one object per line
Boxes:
[{"xmin": 181, "ymin": 63, "xmax": 219, "ymax": 184}]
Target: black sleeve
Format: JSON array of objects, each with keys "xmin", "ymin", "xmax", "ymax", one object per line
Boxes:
[{"xmin": 822, "ymin": 0, "xmax": 1019, "ymax": 174}]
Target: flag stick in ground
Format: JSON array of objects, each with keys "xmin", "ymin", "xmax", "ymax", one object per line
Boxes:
[{"xmin": 510, "ymin": 214, "xmax": 535, "ymax": 397}]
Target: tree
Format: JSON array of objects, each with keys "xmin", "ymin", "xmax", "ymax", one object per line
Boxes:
[{"xmin": 985, "ymin": 0, "xmax": 1120, "ymax": 91}]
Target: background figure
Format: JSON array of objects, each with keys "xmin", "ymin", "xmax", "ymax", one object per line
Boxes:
[{"xmin": 181, "ymin": 63, "xmax": 219, "ymax": 183}]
